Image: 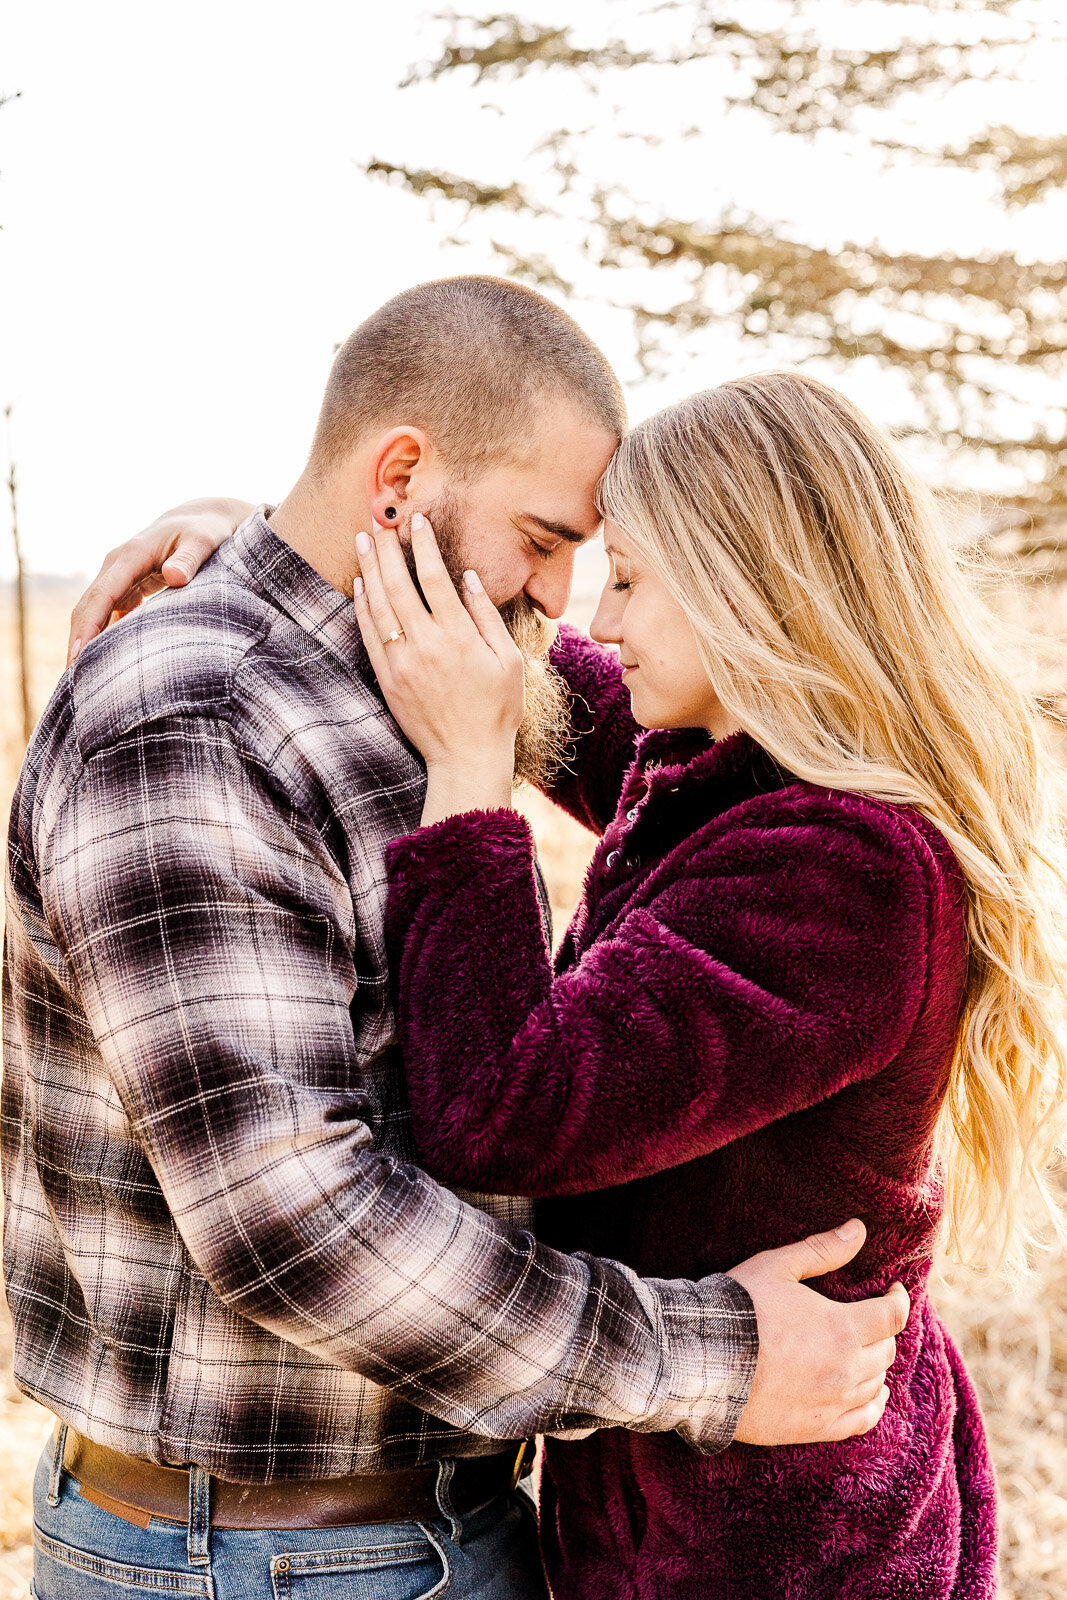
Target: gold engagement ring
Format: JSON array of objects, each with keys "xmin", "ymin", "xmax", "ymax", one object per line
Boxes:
[{"xmin": 383, "ymin": 630, "xmax": 406, "ymax": 646}]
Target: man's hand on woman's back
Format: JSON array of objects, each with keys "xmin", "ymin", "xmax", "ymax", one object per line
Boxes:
[{"xmin": 727, "ymin": 1218, "xmax": 908, "ymax": 1445}]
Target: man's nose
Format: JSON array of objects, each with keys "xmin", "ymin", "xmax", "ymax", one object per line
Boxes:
[{"xmin": 523, "ymin": 565, "xmax": 573, "ymax": 621}]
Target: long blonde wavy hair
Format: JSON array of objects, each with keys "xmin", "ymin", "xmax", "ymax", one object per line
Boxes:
[{"xmin": 598, "ymin": 372, "xmax": 1067, "ymax": 1272}]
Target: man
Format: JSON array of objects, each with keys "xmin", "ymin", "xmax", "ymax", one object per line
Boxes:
[{"xmin": 6, "ymin": 276, "xmax": 906, "ymax": 1600}]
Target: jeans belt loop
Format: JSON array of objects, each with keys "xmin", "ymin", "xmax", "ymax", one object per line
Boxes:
[
  {"xmin": 47, "ymin": 1423, "xmax": 69, "ymax": 1508},
  {"xmin": 187, "ymin": 1463, "xmax": 212, "ymax": 1567},
  {"xmin": 432, "ymin": 1458, "xmax": 463, "ymax": 1544}
]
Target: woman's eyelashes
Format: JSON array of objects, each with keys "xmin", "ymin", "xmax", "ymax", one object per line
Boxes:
[{"xmin": 609, "ymin": 553, "xmax": 633, "ymax": 592}]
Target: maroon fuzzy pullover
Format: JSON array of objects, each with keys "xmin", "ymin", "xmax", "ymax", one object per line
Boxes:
[{"xmin": 384, "ymin": 626, "xmax": 998, "ymax": 1599}]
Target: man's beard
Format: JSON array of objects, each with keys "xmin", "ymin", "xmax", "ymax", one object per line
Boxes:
[{"xmin": 402, "ymin": 489, "xmax": 572, "ymax": 789}]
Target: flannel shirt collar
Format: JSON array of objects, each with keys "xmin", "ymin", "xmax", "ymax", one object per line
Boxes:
[{"xmin": 221, "ymin": 506, "xmax": 381, "ymax": 698}]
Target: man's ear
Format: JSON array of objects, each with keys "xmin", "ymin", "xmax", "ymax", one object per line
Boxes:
[{"xmin": 366, "ymin": 427, "xmax": 435, "ymax": 529}]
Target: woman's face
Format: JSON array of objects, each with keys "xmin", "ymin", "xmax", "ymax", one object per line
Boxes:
[{"xmin": 590, "ymin": 523, "xmax": 736, "ymax": 737}]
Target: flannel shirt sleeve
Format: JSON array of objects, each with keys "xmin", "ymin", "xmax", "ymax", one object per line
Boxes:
[{"xmin": 42, "ymin": 712, "xmax": 757, "ymax": 1453}]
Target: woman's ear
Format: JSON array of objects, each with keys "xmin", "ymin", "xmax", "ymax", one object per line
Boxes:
[{"xmin": 366, "ymin": 427, "xmax": 433, "ymax": 529}]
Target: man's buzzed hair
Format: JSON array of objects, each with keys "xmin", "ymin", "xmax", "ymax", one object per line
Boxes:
[{"xmin": 308, "ymin": 275, "xmax": 626, "ymax": 480}]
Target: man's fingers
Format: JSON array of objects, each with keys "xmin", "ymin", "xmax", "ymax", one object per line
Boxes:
[
  {"xmin": 820, "ymin": 1384, "xmax": 891, "ymax": 1443},
  {"xmin": 773, "ymin": 1219, "xmax": 867, "ymax": 1284},
  {"xmin": 846, "ymin": 1371, "xmax": 890, "ymax": 1410},
  {"xmin": 887, "ymin": 1281, "xmax": 910, "ymax": 1335},
  {"xmin": 854, "ymin": 1335, "xmax": 897, "ymax": 1385},
  {"xmin": 850, "ymin": 1280, "xmax": 911, "ymax": 1346}
]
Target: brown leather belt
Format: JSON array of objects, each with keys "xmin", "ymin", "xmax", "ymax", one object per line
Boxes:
[{"xmin": 58, "ymin": 1429, "xmax": 533, "ymax": 1530}]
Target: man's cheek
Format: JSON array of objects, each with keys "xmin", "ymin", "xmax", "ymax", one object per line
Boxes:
[{"xmin": 487, "ymin": 574, "xmax": 526, "ymax": 610}]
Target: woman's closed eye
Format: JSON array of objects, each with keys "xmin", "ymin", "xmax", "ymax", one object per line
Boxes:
[{"xmin": 609, "ymin": 552, "xmax": 633, "ymax": 592}]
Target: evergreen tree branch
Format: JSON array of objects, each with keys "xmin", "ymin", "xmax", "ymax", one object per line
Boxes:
[{"xmin": 405, "ymin": 7, "xmax": 1034, "ymax": 136}]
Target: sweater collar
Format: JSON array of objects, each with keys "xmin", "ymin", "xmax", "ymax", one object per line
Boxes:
[
  {"xmin": 633, "ymin": 725, "xmax": 786, "ymax": 799},
  {"xmin": 590, "ymin": 725, "xmax": 791, "ymax": 903}
]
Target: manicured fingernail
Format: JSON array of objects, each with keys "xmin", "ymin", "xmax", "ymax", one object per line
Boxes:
[
  {"xmin": 463, "ymin": 569, "xmax": 483, "ymax": 594},
  {"xmin": 70, "ymin": 639, "xmax": 82, "ymax": 661},
  {"xmin": 835, "ymin": 1219, "xmax": 863, "ymax": 1241},
  {"xmin": 355, "ymin": 531, "xmax": 371, "ymax": 555},
  {"xmin": 352, "ymin": 577, "xmax": 364, "ymax": 598},
  {"xmin": 411, "ymin": 512, "xmax": 425, "ymax": 531}
]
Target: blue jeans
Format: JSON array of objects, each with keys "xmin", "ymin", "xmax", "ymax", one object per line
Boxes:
[{"xmin": 32, "ymin": 1437, "xmax": 547, "ymax": 1600}]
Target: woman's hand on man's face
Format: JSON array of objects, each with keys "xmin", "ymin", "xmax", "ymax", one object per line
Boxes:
[
  {"xmin": 67, "ymin": 497, "xmax": 252, "ymax": 664},
  {"xmin": 353, "ymin": 514, "xmax": 525, "ymax": 818}
]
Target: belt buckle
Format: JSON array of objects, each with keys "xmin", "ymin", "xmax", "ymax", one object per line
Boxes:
[{"xmin": 509, "ymin": 1439, "xmax": 535, "ymax": 1490}]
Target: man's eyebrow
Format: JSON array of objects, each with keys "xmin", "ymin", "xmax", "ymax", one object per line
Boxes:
[{"xmin": 519, "ymin": 513, "xmax": 592, "ymax": 545}]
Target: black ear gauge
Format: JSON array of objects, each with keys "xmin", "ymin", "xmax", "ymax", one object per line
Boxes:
[{"xmin": 384, "ymin": 506, "xmax": 398, "ymax": 520}]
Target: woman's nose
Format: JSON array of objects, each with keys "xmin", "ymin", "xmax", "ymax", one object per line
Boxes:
[{"xmin": 590, "ymin": 587, "xmax": 623, "ymax": 645}]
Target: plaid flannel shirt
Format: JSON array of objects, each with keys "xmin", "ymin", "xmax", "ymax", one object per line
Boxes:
[{"xmin": 2, "ymin": 510, "xmax": 757, "ymax": 1482}]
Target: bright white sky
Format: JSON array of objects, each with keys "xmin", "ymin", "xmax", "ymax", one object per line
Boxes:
[{"xmin": 2, "ymin": 0, "xmax": 1065, "ymax": 584}]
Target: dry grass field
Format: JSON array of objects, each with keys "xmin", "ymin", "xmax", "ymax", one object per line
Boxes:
[{"xmin": 0, "ymin": 570, "xmax": 1065, "ymax": 1598}]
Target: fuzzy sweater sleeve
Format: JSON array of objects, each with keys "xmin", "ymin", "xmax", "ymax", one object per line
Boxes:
[
  {"xmin": 544, "ymin": 625, "xmax": 643, "ymax": 834},
  {"xmin": 385, "ymin": 791, "xmax": 953, "ymax": 1198}
]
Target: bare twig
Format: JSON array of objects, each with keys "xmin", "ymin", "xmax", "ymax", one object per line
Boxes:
[{"xmin": 4, "ymin": 406, "xmax": 33, "ymax": 746}]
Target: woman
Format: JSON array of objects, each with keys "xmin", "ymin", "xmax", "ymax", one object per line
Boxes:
[
  {"xmin": 349, "ymin": 371, "xmax": 1067, "ymax": 1598},
  {"xmin": 77, "ymin": 373, "xmax": 1066, "ymax": 1597}
]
